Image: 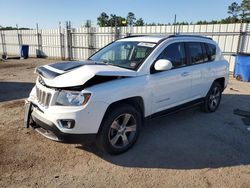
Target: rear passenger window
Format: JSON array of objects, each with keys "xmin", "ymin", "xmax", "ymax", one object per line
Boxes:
[
  {"xmin": 157, "ymin": 43, "xmax": 186, "ymax": 68},
  {"xmin": 187, "ymin": 42, "xmax": 204, "ymax": 64},
  {"xmin": 206, "ymin": 43, "xmax": 216, "ymax": 61}
]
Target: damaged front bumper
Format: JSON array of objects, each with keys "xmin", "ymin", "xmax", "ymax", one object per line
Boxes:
[{"xmin": 24, "ymin": 101, "xmax": 96, "ymax": 143}]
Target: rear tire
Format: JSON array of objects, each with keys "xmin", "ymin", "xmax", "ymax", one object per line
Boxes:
[
  {"xmin": 201, "ymin": 82, "xmax": 222, "ymax": 113},
  {"xmin": 97, "ymin": 104, "xmax": 141, "ymax": 155}
]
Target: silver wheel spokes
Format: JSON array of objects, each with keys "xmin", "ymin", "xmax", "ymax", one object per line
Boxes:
[
  {"xmin": 109, "ymin": 113, "xmax": 137, "ymax": 148},
  {"xmin": 209, "ymin": 87, "xmax": 220, "ymax": 109}
]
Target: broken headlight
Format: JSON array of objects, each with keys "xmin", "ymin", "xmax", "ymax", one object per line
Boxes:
[{"xmin": 55, "ymin": 90, "xmax": 91, "ymax": 106}]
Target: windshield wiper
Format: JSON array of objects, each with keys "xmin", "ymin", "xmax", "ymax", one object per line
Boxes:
[
  {"xmin": 90, "ymin": 59, "xmax": 131, "ymax": 70},
  {"xmin": 99, "ymin": 60, "xmax": 117, "ymax": 67}
]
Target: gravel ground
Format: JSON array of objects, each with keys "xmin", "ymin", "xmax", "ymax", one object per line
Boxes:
[{"xmin": 0, "ymin": 58, "xmax": 250, "ymax": 188}]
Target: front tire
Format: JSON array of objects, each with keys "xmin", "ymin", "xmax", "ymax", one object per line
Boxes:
[
  {"xmin": 201, "ymin": 82, "xmax": 222, "ymax": 113},
  {"xmin": 97, "ymin": 104, "xmax": 141, "ymax": 155}
]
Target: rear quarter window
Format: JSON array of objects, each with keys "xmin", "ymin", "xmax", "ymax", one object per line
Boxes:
[{"xmin": 206, "ymin": 43, "xmax": 217, "ymax": 61}]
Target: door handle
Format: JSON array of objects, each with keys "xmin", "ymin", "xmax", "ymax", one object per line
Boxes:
[{"xmin": 181, "ymin": 72, "xmax": 190, "ymax": 77}]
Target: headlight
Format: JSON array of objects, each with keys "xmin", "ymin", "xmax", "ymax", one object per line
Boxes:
[{"xmin": 55, "ymin": 90, "xmax": 91, "ymax": 106}]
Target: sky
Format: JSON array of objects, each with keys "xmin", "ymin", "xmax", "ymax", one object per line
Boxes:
[{"xmin": 0, "ymin": 0, "xmax": 241, "ymax": 29}]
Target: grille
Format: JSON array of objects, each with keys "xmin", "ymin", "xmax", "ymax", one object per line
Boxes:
[{"xmin": 36, "ymin": 86, "xmax": 52, "ymax": 106}]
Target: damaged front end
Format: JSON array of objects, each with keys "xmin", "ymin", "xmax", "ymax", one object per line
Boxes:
[
  {"xmin": 24, "ymin": 60, "xmax": 135, "ymax": 131},
  {"xmin": 34, "ymin": 60, "xmax": 136, "ymax": 88}
]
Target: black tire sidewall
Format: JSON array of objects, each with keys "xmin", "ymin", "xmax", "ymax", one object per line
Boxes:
[
  {"xmin": 97, "ymin": 104, "xmax": 141, "ymax": 155},
  {"xmin": 204, "ymin": 82, "xmax": 222, "ymax": 112}
]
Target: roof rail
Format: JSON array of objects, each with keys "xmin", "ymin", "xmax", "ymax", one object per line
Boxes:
[
  {"xmin": 121, "ymin": 34, "xmax": 212, "ymax": 41},
  {"xmin": 122, "ymin": 35, "xmax": 148, "ymax": 39},
  {"xmin": 168, "ymin": 34, "xmax": 212, "ymax": 40}
]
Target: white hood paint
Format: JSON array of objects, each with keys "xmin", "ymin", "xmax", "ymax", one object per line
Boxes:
[{"xmin": 40, "ymin": 64, "xmax": 137, "ymax": 88}]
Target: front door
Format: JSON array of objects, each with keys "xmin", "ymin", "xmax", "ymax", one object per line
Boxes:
[{"xmin": 148, "ymin": 42, "xmax": 192, "ymax": 113}]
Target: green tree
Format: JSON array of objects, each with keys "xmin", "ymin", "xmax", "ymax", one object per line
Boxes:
[
  {"xmin": 127, "ymin": 12, "xmax": 136, "ymax": 26},
  {"xmin": 240, "ymin": 0, "xmax": 250, "ymax": 21},
  {"xmin": 146, "ymin": 22, "xmax": 157, "ymax": 26},
  {"xmin": 196, "ymin": 20, "xmax": 208, "ymax": 25},
  {"xmin": 228, "ymin": 2, "xmax": 241, "ymax": 20},
  {"xmin": 0, "ymin": 26, "xmax": 30, "ymax": 30},
  {"xmin": 85, "ymin": 20, "xmax": 91, "ymax": 27},
  {"xmin": 97, "ymin": 12, "xmax": 109, "ymax": 27},
  {"xmin": 118, "ymin": 17, "xmax": 127, "ymax": 26},
  {"xmin": 109, "ymin": 14, "xmax": 118, "ymax": 27},
  {"xmin": 134, "ymin": 18, "xmax": 145, "ymax": 26}
]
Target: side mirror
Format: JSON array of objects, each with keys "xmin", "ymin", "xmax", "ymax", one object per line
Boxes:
[{"xmin": 154, "ymin": 59, "xmax": 173, "ymax": 71}]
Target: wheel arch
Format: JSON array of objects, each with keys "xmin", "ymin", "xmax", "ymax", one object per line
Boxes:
[
  {"xmin": 214, "ymin": 77, "xmax": 225, "ymax": 91},
  {"xmin": 97, "ymin": 96, "xmax": 145, "ymax": 134}
]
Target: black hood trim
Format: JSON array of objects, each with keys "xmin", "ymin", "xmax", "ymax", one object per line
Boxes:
[
  {"xmin": 48, "ymin": 60, "xmax": 105, "ymax": 71},
  {"xmin": 36, "ymin": 66, "xmax": 61, "ymax": 79}
]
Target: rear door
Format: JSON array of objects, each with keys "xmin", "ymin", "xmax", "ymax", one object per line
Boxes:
[{"xmin": 186, "ymin": 42, "xmax": 212, "ymax": 99}]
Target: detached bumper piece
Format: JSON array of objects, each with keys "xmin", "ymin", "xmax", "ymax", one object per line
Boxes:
[
  {"xmin": 31, "ymin": 110, "xmax": 62, "ymax": 141},
  {"xmin": 24, "ymin": 101, "xmax": 96, "ymax": 143},
  {"xmin": 24, "ymin": 101, "xmax": 32, "ymax": 128}
]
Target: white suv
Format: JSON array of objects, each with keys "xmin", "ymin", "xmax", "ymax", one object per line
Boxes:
[{"xmin": 24, "ymin": 35, "xmax": 229, "ymax": 154}]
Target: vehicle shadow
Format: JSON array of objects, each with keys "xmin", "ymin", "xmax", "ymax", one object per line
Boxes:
[
  {"xmin": 0, "ymin": 82, "xmax": 34, "ymax": 102},
  {"xmin": 78, "ymin": 94, "xmax": 250, "ymax": 169}
]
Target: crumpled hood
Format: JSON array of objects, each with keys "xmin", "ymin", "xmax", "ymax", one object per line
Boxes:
[{"xmin": 36, "ymin": 61, "xmax": 137, "ymax": 88}]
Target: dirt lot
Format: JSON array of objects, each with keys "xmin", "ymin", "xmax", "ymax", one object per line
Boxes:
[{"xmin": 0, "ymin": 58, "xmax": 250, "ymax": 188}]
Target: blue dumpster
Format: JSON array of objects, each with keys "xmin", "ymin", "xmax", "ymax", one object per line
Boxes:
[
  {"xmin": 234, "ymin": 53, "xmax": 250, "ymax": 82},
  {"xmin": 20, "ymin": 45, "xmax": 29, "ymax": 59}
]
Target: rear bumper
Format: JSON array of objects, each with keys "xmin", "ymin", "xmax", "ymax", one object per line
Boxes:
[{"xmin": 25, "ymin": 101, "xmax": 96, "ymax": 143}]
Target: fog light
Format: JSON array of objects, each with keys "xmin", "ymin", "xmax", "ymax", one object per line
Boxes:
[{"xmin": 59, "ymin": 120, "xmax": 75, "ymax": 129}]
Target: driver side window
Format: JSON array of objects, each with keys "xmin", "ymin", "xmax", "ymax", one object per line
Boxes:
[{"xmin": 157, "ymin": 42, "xmax": 186, "ymax": 68}]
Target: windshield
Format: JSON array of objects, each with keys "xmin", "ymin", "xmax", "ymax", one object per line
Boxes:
[{"xmin": 89, "ymin": 41, "xmax": 156, "ymax": 70}]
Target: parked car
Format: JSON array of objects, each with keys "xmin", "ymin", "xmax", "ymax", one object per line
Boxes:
[{"xmin": 24, "ymin": 35, "xmax": 229, "ymax": 154}]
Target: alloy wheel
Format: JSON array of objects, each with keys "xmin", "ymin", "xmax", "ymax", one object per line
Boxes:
[
  {"xmin": 108, "ymin": 113, "xmax": 137, "ymax": 149},
  {"xmin": 209, "ymin": 86, "xmax": 221, "ymax": 111}
]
